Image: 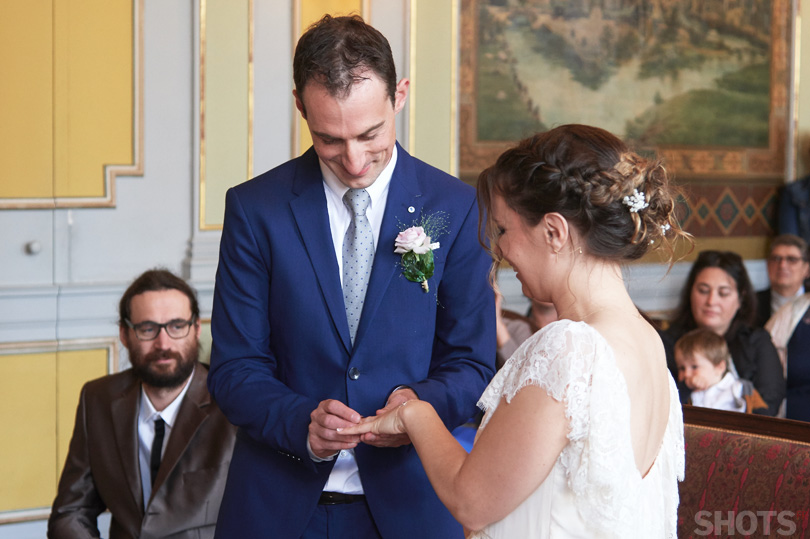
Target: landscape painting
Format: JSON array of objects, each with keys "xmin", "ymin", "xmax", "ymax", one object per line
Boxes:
[{"xmin": 459, "ymin": 0, "xmax": 793, "ymax": 180}]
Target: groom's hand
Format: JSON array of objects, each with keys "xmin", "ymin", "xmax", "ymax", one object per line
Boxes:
[
  {"xmin": 308, "ymin": 399, "xmax": 363, "ymax": 459},
  {"xmin": 361, "ymin": 388, "xmax": 416, "ymax": 448}
]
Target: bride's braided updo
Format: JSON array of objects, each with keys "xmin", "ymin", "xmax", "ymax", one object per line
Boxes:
[{"xmin": 477, "ymin": 124, "xmax": 688, "ymax": 261}]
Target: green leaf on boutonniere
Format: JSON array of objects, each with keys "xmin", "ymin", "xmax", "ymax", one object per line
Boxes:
[
  {"xmin": 401, "ymin": 250, "xmax": 435, "ymax": 284},
  {"xmin": 395, "ymin": 211, "xmax": 447, "ymax": 293}
]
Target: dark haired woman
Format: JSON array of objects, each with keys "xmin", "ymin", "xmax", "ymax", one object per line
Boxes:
[
  {"xmin": 343, "ymin": 125, "xmax": 689, "ymax": 537},
  {"xmin": 663, "ymin": 250, "xmax": 786, "ymax": 415}
]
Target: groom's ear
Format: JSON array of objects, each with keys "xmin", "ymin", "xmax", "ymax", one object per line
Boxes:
[{"xmin": 293, "ymin": 89, "xmax": 307, "ymax": 119}]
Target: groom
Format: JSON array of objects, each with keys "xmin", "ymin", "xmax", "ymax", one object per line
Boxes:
[{"xmin": 208, "ymin": 14, "xmax": 495, "ymax": 539}]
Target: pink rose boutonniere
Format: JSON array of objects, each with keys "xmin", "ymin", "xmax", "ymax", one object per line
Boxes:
[{"xmin": 394, "ymin": 212, "xmax": 448, "ymax": 292}]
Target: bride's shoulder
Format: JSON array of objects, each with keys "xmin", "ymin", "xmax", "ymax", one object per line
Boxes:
[
  {"xmin": 490, "ymin": 319, "xmax": 603, "ymax": 402},
  {"xmin": 512, "ymin": 319, "xmax": 604, "ymax": 365}
]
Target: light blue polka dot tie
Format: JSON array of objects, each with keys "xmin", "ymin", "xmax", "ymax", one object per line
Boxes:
[{"xmin": 342, "ymin": 188, "xmax": 374, "ymax": 344}]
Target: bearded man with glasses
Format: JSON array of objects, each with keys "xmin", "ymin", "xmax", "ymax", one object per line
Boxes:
[
  {"xmin": 755, "ymin": 234, "xmax": 810, "ymax": 327},
  {"xmin": 49, "ymin": 269, "xmax": 236, "ymax": 539}
]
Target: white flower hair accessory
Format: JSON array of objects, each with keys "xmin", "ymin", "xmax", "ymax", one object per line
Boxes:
[{"xmin": 622, "ymin": 189, "xmax": 649, "ymax": 213}]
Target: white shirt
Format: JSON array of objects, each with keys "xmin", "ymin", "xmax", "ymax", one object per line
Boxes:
[
  {"xmin": 772, "ymin": 285, "xmax": 805, "ymax": 315},
  {"xmin": 690, "ymin": 371, "xmax": 746, "ymax": 413},
  {"xmin": 137, "ymin": 369, "xmax": 194, "ymax": 507},
  {"xmin": 322, "ymin": 145, "xmax": 396, "ymax": 285},
  {"xmin": 312, "ymin": 146, "xmax": 398, "ymax": 495}
]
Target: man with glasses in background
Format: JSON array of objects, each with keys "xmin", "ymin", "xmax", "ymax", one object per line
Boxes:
[
  {"xmin": 756, "ymin": 234, "xmax": 810, "ymax": 327},
  {"xmin": 49, "ymin": 269, "xmax": 236, "ymax": 539}
]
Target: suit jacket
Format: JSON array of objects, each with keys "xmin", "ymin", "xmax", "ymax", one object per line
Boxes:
[
  {"xmin": 48, "ymin": 365, "xmax": 236, "ymax": 539},
  {"xmin": 755, "ymin": 288, "xmax": 772, "ymax": 327},
  {"xmin": 208, "ymin": 144, "xmax": 496, "ymax": 539}
]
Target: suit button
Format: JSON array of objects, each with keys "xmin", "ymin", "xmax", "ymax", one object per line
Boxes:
[{"xmin": 348, "ymin": 367, "xmax": 360, "ymax": 380}]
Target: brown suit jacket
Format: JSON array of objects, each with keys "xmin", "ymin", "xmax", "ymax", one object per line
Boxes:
[{"xmin": 48, "ymin": 365, "xmax": 236, "ymax": 539}]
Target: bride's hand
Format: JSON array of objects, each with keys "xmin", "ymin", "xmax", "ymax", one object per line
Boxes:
[{"xmin": 339, "ymin": 402, "xmax": 409, "ymax": 436}]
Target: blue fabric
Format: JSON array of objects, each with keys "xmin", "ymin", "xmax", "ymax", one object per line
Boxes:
[
  {"xmin": 786, "ymin": 307, "xmax": 810, "ymax": 421},
  {"xmin": 779, "ymin": 175, "xmax": 810, "ymax": 243},
  {"xmin": 452, "ymin": 424, "xmax": 477, "ymax": 453},
  {"xmin": 208, "ymin": 144, "xmax": 496, "ymax": 539},
  {"xmin": 301, "ymin": 500, "xmax": 382, "ymax": 539}
]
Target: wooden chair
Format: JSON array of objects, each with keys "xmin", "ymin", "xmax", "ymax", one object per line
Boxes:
[{"xmin": 679, "ymin": 405, "xmax": 810, "ymax": 538}]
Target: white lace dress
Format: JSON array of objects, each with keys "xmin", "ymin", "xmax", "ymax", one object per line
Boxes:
[{"xmin": 469, "ymin": 320, "xmax": 684, "ymax": 539}]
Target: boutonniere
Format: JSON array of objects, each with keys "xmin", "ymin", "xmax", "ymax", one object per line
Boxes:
[{"xmin": 394, "ymin": 212, "xmax": 448, "ymax": 293}]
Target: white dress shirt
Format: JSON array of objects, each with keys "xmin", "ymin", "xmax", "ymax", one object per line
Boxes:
[
  {"xmin": 310, "ymin": 146, "xmax": 398, "ymax": 495},
  {"xmin": 690, "ymin": 371, "xmax": 746, "ymax": 413},
  {"xmin": 137, "ymin": 369, "xmax": 194, "ymax": 507},
  {"xmin": 322, "ymin": 145, "xmax": 397, "ymax": 285},
  {"xmin": 772, "ymin": 285, "xmax": 805, "ymax": 315}
]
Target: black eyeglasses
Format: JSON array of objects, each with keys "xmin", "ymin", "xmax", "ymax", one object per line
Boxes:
[
  {"xmin": 125, "ymin": 318, "xmax": 195, "ymax": 341},
  {"xmin": 768, "ymin": 255, "xmax": 806, "ymax": 266}
]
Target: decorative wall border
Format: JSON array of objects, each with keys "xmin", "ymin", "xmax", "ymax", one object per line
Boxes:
[{"xmin": 679, "ymin": 182, "xmax": 779, "ymax": 238}]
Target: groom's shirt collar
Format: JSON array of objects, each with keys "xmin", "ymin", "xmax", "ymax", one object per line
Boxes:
[
  {"xmin": 321, "ymin": 144, "xmax": 396, "ymax": 274},
  {"xmin": 319, "ymin": 144, "xmax": 397, "ymax": 206}
]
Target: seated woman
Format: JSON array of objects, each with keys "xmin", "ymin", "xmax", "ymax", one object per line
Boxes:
[
  {"xmin": 662, "ymin": 251, "xmax": 786, "ymax": 416},
  {"xmin": 766, "ymin": 293, "xmax": 810, "ymax": 421},
  {"xmin": 343, "ymin": 124, "xmax": 689, "ymax": 537}
]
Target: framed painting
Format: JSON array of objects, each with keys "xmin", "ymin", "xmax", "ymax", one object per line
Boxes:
[{"xmin": 459, "ymin": 0, "xmax": 794, "ymax": 244}]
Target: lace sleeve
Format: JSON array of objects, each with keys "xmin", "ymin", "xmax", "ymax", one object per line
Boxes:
[
  {"xmin": 476, "ymin": 319, "xmax": 679, "ymax": 537},
  {"xmin": 478, "ymin": 320, "xmax": 596, "ymax": 428}
]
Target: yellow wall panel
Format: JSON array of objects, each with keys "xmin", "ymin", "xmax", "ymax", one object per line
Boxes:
[
  {"xmin": 200, "ymin": 321, "xmax": 213, "ymax": 365},
  {"xmin": 410, "ymin": 0, "xmax": 455, "ymax": 174},
  {"xmin": 53, "ymin": 0, "xmax": 133, "ymax": 199},
  {"xmin": 202, "ymin": 0, "xmax": 251, "ymax": 229},
  {"xmin": 0, "ymin": 353, "xmax": 57, "ymax": 512},
  {"xmin": 301, "ymin": 0, "xmax": 362, "ymax": 23},
  {"xmin": 0, "ymin": 1, "xmax": 54, "ymax": 199},
  {"xmin": 296, "ymin": 0, "xmax": 365, "ymax": 155},
  {"xmin": 56, "ymin": 349, "xmax": 109, "ymax": 477}
]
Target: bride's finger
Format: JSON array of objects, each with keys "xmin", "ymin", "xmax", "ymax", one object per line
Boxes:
[{"xmin": 337, "ymin": 421, "xmax": 375, "ymax": 435}]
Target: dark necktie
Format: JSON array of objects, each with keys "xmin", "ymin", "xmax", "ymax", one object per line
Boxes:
[
  {"xmin": 342, "ymin": 188, "xmax": 374, "ymax": 344},
  {"xmin": 150, "ymin": 417, "xmax": 165, "ymax": 486}
]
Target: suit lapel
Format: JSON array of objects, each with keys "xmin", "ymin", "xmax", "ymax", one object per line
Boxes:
[
  {"xmin": 290, "ymin": 149, "xmax": 353, "ymax": 354},
  {"xmin": 111, "ymin": 374, "xmax": 144, "ymax": 513},
  {"xmin": 355, "ymin": 145, "xmax": 424, "ymax": 345},
  {"xmin": 150, "ymin": 367, "xmax": 209, "ymax": 500}
]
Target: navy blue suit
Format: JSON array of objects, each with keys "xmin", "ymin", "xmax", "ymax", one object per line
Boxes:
[{"xmin": 208, "ymin": 144, "xmax": 496, "ymax": 538}]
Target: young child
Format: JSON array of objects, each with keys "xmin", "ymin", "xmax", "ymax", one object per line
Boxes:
[{"xmin": 675, "ymin": 328, "xmax": 768, "ymax": 413}]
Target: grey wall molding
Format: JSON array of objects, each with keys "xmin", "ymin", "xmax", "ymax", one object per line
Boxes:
[
  {"xmin": 0, "ymin": 280, "xmax": 216, "ymax": 345},
  {"xmin": 498, "ymin": 260, "xmax": 768, "ymax": 319}
]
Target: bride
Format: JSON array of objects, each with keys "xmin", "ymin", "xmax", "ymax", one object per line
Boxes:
[{"xmin": 342, "ymin": 124, "xmax": 690, "ymax": 537}]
